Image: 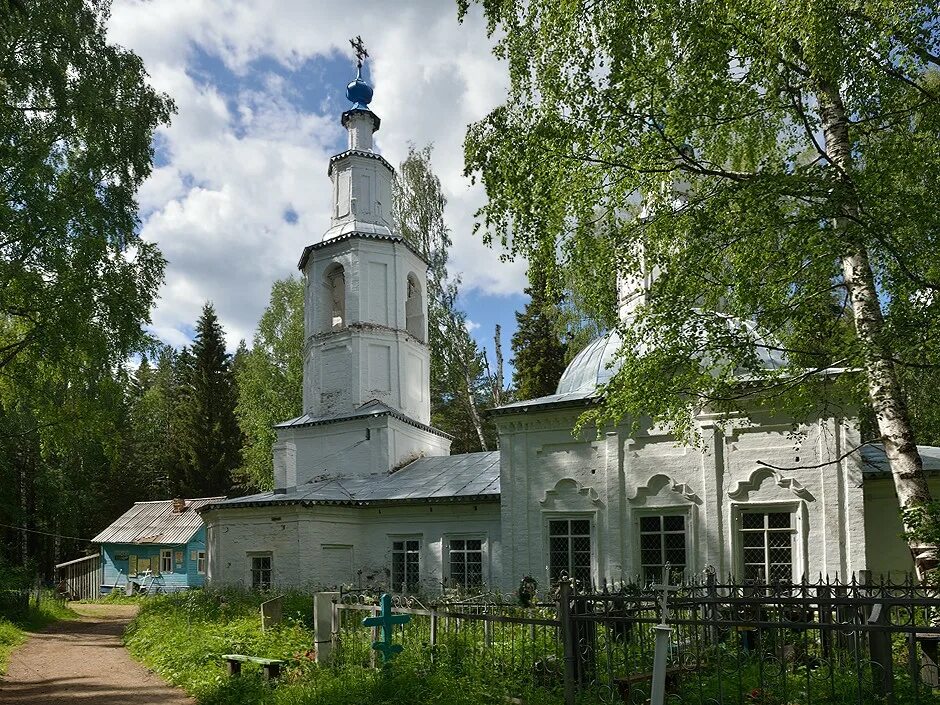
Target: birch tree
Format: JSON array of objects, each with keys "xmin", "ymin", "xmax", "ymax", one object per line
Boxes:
[
  {"xmin": 395, "ymin": 145, "xmax": 498, "ymax": 451},
  {"xmin": 460, "ymin": 0, "xmax": 940, "ymax": 560}
]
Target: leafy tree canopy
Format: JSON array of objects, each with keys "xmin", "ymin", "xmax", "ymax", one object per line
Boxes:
[
  {"xmin": 460, "ymin": 0, "xmax": 940, "ymax": 436},
  {"xmin": 0, "ymin": 0, "xmax": 173, "ymax": 383},
  {"xmin": 235, "ymin": 278, "xmax": 304, "ymax": 491}
]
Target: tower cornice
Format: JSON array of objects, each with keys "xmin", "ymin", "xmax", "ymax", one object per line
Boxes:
[{"xmin": 327, "ymin": 149, "xmax": 394, "ymax": 177}]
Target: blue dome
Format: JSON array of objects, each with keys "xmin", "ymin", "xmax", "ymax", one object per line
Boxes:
[{"xmin": 346, "ymin": 76, "xmax": 373, "ymax": 109}]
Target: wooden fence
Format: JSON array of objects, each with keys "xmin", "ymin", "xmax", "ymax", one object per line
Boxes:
[{"xmin": 55, "ymin": 552, "xmax": 101, "ymax": 600}]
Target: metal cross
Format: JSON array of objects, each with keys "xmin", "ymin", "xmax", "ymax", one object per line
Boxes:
[
  {"xmin": 350, "ymin": 35, "xmax": 369, "ymax": 70},
  {"xmin": 651, "ymin": 564, "xmax": 681, "ymax": 625},
  {"xmin": 361, "ymin": 593, "xmax": 410, "ymax": 665}
]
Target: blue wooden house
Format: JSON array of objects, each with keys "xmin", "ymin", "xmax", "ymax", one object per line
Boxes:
[{"xmin": 92, "ymin": 497, "xmax": 223, "ymax": 594}]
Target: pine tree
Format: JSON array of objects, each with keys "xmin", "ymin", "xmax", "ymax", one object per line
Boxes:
[
  {"xmin": 176, "ymin": 304, "xmax": 241, "ymax": 497},
  {"xmin": 511, "ymin": 264, "xmax": 568, "ymax": 400}
]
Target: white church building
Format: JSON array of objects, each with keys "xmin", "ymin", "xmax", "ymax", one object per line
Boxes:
[{"xmin": 199, "ymin": 67, "xmax": 940, "ymax": 595}]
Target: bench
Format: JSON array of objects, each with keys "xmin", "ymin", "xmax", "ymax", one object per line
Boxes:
[{"xmin": 221, "ymin": 654, "xmax": 286, "ymax": 680}]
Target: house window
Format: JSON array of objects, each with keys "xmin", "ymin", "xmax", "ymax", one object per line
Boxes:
[
  {"xmin": 197, "ymin": 551, "xmax": 206, "ymax": 575},
  {"xmin": 639, "ymin": 514, "xmax": 687, "ymax": 583},
  {"xmin": 391, "ymin": 539, "xmax": 420, "ymax": 593},
  {"xmin": 739, "ymin": 510, "xmax": 795, "ymax": 582},
  {"xmin": 448, "ymin": 538, "xmax": 483, "ymax": 589},
  {"xmin": 160, "ymin": 549, "xmax": 173, "ymax": 574},
  {"xmin": 548, "ymin": 518, "xmax": 592, "ymax": 588},
  {"xmin": 250, "ymin": 554, "xmax": 273, "ymax": 589}
]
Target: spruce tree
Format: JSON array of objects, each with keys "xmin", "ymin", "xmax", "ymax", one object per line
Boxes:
[
  {"xmin": 511, "ymin": 264, "xmax": 568, "ymax": 400},
  {"xmin": 176, "ymin": 304, "xmax": 241, "ymax": 497}
]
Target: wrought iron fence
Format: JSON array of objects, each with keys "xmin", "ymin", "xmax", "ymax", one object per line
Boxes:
[
  {"xmin": 571, "ymin": 573, "xmax": 940, "ymax": 705},
  {"xmin": 327, "ymin": 575, "xmax": 940, "ymax": 705}
]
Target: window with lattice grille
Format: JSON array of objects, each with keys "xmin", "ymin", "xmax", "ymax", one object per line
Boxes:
[
  {"xmin": 739, "ymin": 510, "xmax": 794, "ymax": 582},
  {"xmin": 448, "ymin": 538, "xmax": 483, "ymax": 589},
  {"xmin": 638, "ymin": 514, "xmax": 687, "ymax": 583},
  {"xmin": 548, "ymin": 518, "xmax": 592, "ymax": 588},
  {"xmin": 391, "ymin": 539, "xmax": 420, "ymax": 592},
  {"xmin": 250, "ymin": 554, "xmax": 272, "ymax": 589}
]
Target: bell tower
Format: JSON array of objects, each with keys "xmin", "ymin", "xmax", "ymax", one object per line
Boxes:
[{"xmin": 297, "ymin": 41, "xmax": 431, "ymax": 425}]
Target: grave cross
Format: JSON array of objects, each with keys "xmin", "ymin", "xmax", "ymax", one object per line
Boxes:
[
  {"xmin": 362, "ymin": 593, "xmax": 410, "ymax": 665},
  {"xmin": 350, "ymin": 35, "xmax": 369, "ymax": 70},
  {"xmin": 651, "ymin": 564, "xmax": 681, "ymax": 625}
]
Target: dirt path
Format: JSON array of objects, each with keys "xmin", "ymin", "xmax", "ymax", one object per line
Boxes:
[{"xmin": 0, "ymin": 603, "xmax": 195, "ymax": 705}]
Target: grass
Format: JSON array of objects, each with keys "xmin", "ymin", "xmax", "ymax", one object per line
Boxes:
[
  {"xmin": 127, "ymin": 590, "xmax": 940, "ymax": 705},
  {"xmin": 0, "ymin": 591, "xmax": 77, "ymax": 674},
  {"xmin": 125, "ymin": 589, "xmax": 565, "ymax": 705}
]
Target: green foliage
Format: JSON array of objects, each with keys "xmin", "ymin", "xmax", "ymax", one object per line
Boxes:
[
  {"xmin": 125, "ymin": 590, "xmax": 564, "ymax": 705},
  {"xmin": 511, "ymin": 261, "xmax": 568, "ymax": 400},
  {"xmin": 235, "ymin": 279, "xmax": 304, "ymax": 492},
  {"xmin": 0, "ymin": 0, "xmax": 172, "ymax": 574},
  {"xmin": 394, "ymin": 145, "xmax": 501, "ymax": 451},
  {"xmin": 175, "ymin": 304, "xmax": 242, "ymax": 497},
  {"xmin": 459, "ymin": 0, "xmax": 940, "ymax": 446}
]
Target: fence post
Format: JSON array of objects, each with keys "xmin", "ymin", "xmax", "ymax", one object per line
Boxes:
[
  {"xmin": 861, "ymin": 571, "xmax": 894, "ymax": 704},
  {"xmin": 430, "ymin": 608, "xmax": 438, "ymax": 662},
  {"xmin": 313, "ymin": 591, "xmax": 339, "ymax": 663},
  {"xmin": 557, "ymin": 580, "xmax": 577, "ymax": 705},
  {"xmin": 705, "ymin": 568, "xmax": 719, "ymax": 645}
]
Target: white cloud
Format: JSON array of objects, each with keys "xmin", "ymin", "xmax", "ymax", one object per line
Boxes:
[
  {"xmin": 107, "ymin": 0, "xmax": 524, "ymax": 350},
  {"xmin": 464, "ymin": 319, "xmax": 482, "ymax": 333}
]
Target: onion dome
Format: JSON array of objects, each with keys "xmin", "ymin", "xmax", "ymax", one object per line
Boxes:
[
  {"xmin": 556, "ymin": 315, "xmax": 788, "ymax": 396},
  {"xmin": 346, "ymin": 71, "xmax": 373, "ymax": 110}
]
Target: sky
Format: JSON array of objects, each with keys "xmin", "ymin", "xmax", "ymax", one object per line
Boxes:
[{"xmin": 106, "ymin": 0, "xmax": 528, "ymax": 369}]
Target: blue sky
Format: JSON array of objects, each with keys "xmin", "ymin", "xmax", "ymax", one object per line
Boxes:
[{"xmin": 109, "ymin": 1, "xmax": 527, "ymax": 376}]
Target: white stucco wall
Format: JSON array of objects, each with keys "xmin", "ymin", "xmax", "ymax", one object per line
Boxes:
[
  {"xmin": 495, "ymin": 406, "xmax": 867, "ymax": 592},
  {"xmin": 273, "ymin": 414, "xmax": 450, "ymax": 490},
  {"xmin": 203, "ymin": 501, "xmax": 501, "ymax": 594},
  {"xmin": 863, "ymin": 476, "xmax": 940, "ymax": 579},
  {"xmin": 302, "ymin": 237, "xmax": 430, "ymax": 424}
]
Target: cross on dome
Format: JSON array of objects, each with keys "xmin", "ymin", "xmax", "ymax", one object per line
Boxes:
[{"xmin": 346, "ymin": 35, "xmax": 374, "ymax": 109}]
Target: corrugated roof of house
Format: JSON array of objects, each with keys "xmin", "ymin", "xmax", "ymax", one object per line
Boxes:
[
  {"xmin": 201, "ymin": 451, "xmax": 500, "ymax": 511},
  {"xmin": 92, "ymin": 498, "xmax": 224, "ymax": 545}
]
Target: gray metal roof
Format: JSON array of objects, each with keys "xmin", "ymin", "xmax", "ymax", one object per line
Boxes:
[
  {"xmin": 202, "ymin": 451, "xmax": 500, "ymax": 511},
  {"xmin": 861, "ymin": 444, "xmax": 940, "ymax": 477},
  {"xmin": 297, "ymin": 231, "xmax": 429, "ymax": 270},
  {"xmin": 275, "ymin": 399, "xmax": 452, "ymax": 439},
  {"xmin": 92, "ymin": 498, "xmax": 223, "ymax": 545}
]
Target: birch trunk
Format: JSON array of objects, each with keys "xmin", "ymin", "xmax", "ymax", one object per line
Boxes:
[
  {"xmin": 463, "ymin": 366, "xmax": 488, "ymax": 452},
  {"xmin": 817, "ymin": 80, "xmax": 934, "ymax": 567}
]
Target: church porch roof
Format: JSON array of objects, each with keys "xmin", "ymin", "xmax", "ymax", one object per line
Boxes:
[
  {"xmin": 200, "ymin": 451, "xmax": 500, "ymax": 511},
  {"xmin": 861, "ymin": 444, "xmax": 940, "ymax": 478}
]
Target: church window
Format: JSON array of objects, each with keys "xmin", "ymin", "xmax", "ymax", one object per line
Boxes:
[
  {"xmin": 250, "ymin": 553, "xmax": 272, "ymax": 589},
  {"xmin": 738, "ymin": 510, "xmax": 794, "ymax": 582},
  {"xmin": 391, "ymin": 539, "xmax": 420, "ymax": 593},
  {"xmin": 327, "ymin": 265, "xmax": 346, "ymax": 330},
  {"xmin": 638, "ymin": 514, "xmax": 687, "ymax": 583},
  {"xmin": 405, "ymin": 274, "xmax": 425, "ymax": 342},
  {"xmin": 448, "ymin": 538, "xmax": 483, "ymax": 589},
  {"xmin": 548, "ymin": 518, "xmax": 592, "ymax": 588}
]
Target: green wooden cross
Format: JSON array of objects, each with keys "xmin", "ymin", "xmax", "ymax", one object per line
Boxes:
[{"xmin": 362, "ymin": 593, "xmax": 410, "ymax": 665}]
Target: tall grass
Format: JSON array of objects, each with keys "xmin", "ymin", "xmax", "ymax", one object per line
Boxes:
[{"xmin": 125, "ymin": 589, "xmax": 565, "ymax": 705}]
